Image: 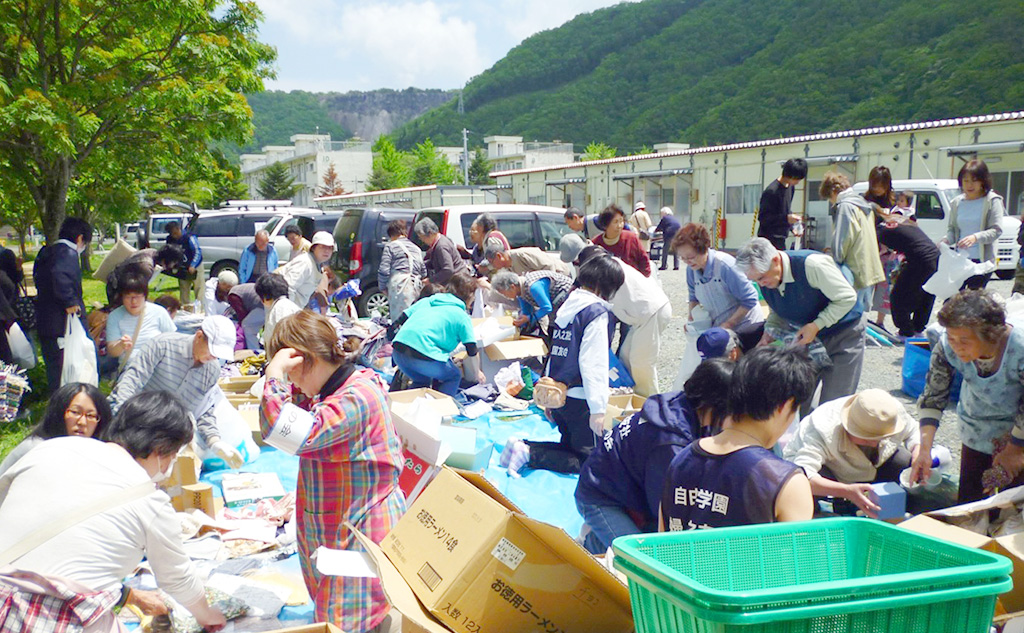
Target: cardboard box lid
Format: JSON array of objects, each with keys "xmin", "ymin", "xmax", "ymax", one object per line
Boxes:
[
  {"xmin": 484, "ymin": 337, "xmax": 547, "ymax": 361},
  {"xmin": 389, "ymin": 388, "xmax": 461, "ymax": 418}
]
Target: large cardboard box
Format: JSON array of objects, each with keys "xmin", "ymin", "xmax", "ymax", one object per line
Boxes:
[
  {"xmin": 389, "ymin": 388, "xmax": 461, "ymax": 419},
  {"xmin": 389, "ymin": 389, "xmax": 458, "ymax": 503},
  {"xmin": 378, "ymin": 468, "xmax": 634, "ymax": 633},
  {"xmin": 160, "ymin": 450, "xmax": 199, "ymax": 512}
]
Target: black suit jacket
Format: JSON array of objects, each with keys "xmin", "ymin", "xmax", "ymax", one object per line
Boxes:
[{"xmin": 33, "ymin": 242, "xmax": 85, "ymax": 339}]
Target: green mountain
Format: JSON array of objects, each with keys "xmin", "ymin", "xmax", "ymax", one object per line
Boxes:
[{"xmin": 391, "ymin": 0, "xmax": 1024, "ymax": 152}]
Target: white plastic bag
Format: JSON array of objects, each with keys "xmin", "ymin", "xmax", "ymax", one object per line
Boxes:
[
  {"xmin": 671, "ymin": 305, "xmax": 711, "ymax": 390},
  {"xmin": 60, "ymin": 314, "xmax": 98, "ymax": 386},
  {"xmin": 7, "ymin": 323, "xmax": 35, "ymax": 369},
  {"xmin": 922, "ymin": 243, "xmax": 997, "ymax": 304},
  {"xmin": 199, "ymin": 398, "xmax": 261, "ymax": 470}
]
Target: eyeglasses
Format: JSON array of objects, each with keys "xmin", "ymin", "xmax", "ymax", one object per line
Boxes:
[{"xmin": 66, "ymin": 407, "xmax": 100, "ymax": 423}]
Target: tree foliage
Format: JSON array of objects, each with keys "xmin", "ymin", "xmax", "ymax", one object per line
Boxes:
[
  {"xmin": 580, "ymin": 142, "xmax": 617, "ymax": 161},
  {"xmin": 256, "ymin": 162, "xmax": 300, "ymax": 200},
  {"xmin": 0, "ymin": 0, "xmax": 276, "ymax": 242},
  {"xmin": 367, "ymin": 136, "xmax": 412, "ymax": 191},
  {"xmin": 410, "ymin": 139, "xmax": 458, "ymax": 187},
  {"xmin": 317, "ymin": 163, "xmax": 348, "ymax": 197},
  {"xmin": 468, "ymin": 148, "xmax": 494, "ymax": 185},
  {"xmin": 391, "ymin": 0, "xmax": 1024, "ymax": 151}
]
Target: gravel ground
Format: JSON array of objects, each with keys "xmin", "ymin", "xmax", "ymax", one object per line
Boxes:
[{"xmin": 649, "ymin": 264, "xmax": 1018, "ymax": 481}]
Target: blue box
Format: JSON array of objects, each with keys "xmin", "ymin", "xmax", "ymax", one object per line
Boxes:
[{"xmin": 870, "ymin": 481, "xmax": 907, "ymax": 520}]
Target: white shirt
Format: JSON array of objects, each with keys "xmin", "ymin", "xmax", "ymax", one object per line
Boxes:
[
  {"xmin": 278, "ymin": 252, "xmax": 323, "ymax": 307},
  {"xmin": 609, "ymin": 257, "xmax": 670, "ymax": 327},
  {"xmin": 263, "ymin": 297, "xmax": 302, "ymax": 346},
  {"xmin": 203, "ymin": 278, "xmax": 229, "ymax": 316},
  {"xmin": 0, "ymin": 437, "xmax": 205, "ymax": 604}
]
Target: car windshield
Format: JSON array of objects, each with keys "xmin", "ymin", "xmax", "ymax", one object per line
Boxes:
[
  {"xmin": 943, "ymin": 188, "xmax": 963, "ymax": 204},
  {"xmin": 263, "ymin": 215, "xmax": 285, "ymax": 236}
]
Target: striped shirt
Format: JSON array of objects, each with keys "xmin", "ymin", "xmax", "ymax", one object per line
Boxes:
[
  {"xmin": 108, "ymin": 332, "xmax": 221, "ymax": 444},
  {"xmin": 261, "ymin": 368, "xmax": 406, "ymax": 632}
]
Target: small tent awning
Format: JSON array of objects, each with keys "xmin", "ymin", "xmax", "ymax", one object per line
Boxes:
[
  {"xmin": 545, "ymin": 177, "xmax": 586, "ymax": 186},
  {"xmin": 942, "ymin": 141, "xmax": 1024, "ymax": 157}
]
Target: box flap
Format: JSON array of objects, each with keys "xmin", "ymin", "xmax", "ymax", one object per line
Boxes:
[
  {"xmin": 454, "ymin": 468, "xmax": 524, "ymax": 514},
  {"xmin": 517, "ymin": 515, "xmax": 632, "ymax": 611},
  {"xmin": 259, "ymin": 624, "xmax": 342, "ymax": 633},
  {"xmin": 927, "ymin": 484, "xmax": 1024, "ymax": 518},
  {"xmin": 899, "ymin": 514, "xmax": 995, "ymax": 549},
  {"xmin": 344, "ymin": 528, "xmax": 453, "ymax": 633},
  {"xmin": 485, "ymin": 337, "xmax": 547, "ymax": 361},
  {"xmin": 389, "ymin": 388, "xmax": 461, "ymax": 418}
]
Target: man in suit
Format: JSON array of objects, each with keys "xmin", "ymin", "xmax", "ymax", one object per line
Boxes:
[{"xmin": 34, "ymin": 217, "xmax": 92, "ymax": 391}]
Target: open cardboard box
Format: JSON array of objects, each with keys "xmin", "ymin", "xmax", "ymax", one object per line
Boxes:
[
  {"xmin": 370, "ymin": 467, "xmax": 633, "ymax": 633},
  {"xmin": 160, "ymin": 449, "xmax": 200, "ymax": 512},
  {"xmin": 608, "ymin": 394, "xmax": 646, "ymax": 415},
  {"xmin": 389, "ymin": 388, "xmax": 461, "ymax": 419},
  {"xmin": 438, "ymin": 423, "xmax": 493, "ymax": 471},
  {"xmin": 389, "ymin": 388, "xmax": 459, "ymax": 503},
  {"xmin": 900, "ymin": 485, "xmax": 1024, "ymax": 624},
  {"xmin": 218, "ymin": 374, "xmax": 259, "ymax": 393}
]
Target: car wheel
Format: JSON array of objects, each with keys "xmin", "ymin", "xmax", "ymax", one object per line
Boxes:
[
  {"xmin": 210, "ymin": 260, "xmax": 239, "ymax": 280},
  {"xmin": 358, "ymin": 286, "xmax": 389, "ymax": 318},
  {"xmin": 996, "ymin": 268, "xmax": 1015, "ymax": 280}
]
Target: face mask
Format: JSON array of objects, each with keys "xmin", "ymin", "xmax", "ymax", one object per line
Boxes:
[{"xmin": 151, "ymin": 456, "xmax": 175, "ymax": 483}]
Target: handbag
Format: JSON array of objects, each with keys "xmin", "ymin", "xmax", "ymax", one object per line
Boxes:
[
  {"xmin": 533, "ymin": 376, "xmax": 568, "ymax": 409},
  {"xmin": 7, "ymin": 322, "xmax": 35, "ymax": 369},
  {"xmin": 13, "ymin": 283, "xmax": 35, "ymax": 331}
]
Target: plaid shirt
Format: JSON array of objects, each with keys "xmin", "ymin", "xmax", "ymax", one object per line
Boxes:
[
  {"xmin": 0, "ymin": 570, "xmax": 120, "ymax": 633},
  {"xmin": 261, "ymin": 368, "xmax": 406, "ymax": 633}
]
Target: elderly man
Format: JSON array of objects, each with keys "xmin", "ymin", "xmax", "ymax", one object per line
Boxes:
[
  {"xmin": 279, "ymin": 231, "xmax": 335, "ymax": 308},
  {"xmin": 563, "ymin": 207, "xmax": 600, "ymax": 240},
  {"xmin": 414, "ymin": 217, "xmax": 468, "ymax": 290},
  {"xmin": 165, "ymin": 221, "xmax": 203, "ymax": 307},
  {"xmin": 203, "ymin": 270, "xmax": 237, "ymax": 317},
  {"xmin": 784, "ymin": 389, "xmax": 920, "ymax": 518},
  {"xmin": 735, "ymin": 237, "xmax": 864, "ymax": 408},
  {"xmin": 484, "ymin": 242, "xmax": 573, "ymax": 277},
  {"xmin": 238, "ymin": 229, "xmax": 278, "ymax": 284},
  {"xmin": 109, "ymin": 314, "xmax": 243, "ymax": 467},
  {"xmin": 284, "ymin": 224, "xmax": 311, "ymax": 259},
  {"xmin": 654, "ymin": 207, "xmax": 682, "ymax": 270}
]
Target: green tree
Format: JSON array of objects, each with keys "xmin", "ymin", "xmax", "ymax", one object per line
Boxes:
[
  {"xmin": 581, "ymin": 142, "xmax": 617, "ymax": 161},
  {"xmin": 256, "ymin": 162, "xmax": 300, "ymax": 200},
  {"xmin": 468, "ymin": 148, "xmax": 494, "ymax": 185},
  {"xmin": 410, "ymin": 139, "xmax": 458, "ymax": 186},
  {"xmin": 317, "ymin": 163, "xmax": 348, "ymax": 197},
  {"xmin": 367, "ymin": 136, "xmax": 411, "ymax": 191},
  {"xmin": 0, "ymin": 0, "xmax": 276, "ymax": 243}
]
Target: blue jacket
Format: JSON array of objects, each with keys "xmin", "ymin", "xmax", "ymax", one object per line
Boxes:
[
  {"xmin": 575, "ymin": 391, "xmax": 703, "ymax": 522},
  {"xmin": 33, "ymin": 241, "xmax": 85, "ymax": 339},
  {"xmin": 238, "ymin": 243, "xmax": 279, "ymax": 284},
  {"xmin": 167, "ymin": 231, "xmax": 202, "ymax": 270}
]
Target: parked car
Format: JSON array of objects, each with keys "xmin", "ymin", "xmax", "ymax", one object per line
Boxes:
[
  {"xmin": 850, "ymin": 179, "xmax": 1021, "ymax": 279},
  {"xmin": 408, "ymin": 204, "xmax": 575, "ymax": 253},
  {"xmin": 262, "ymin": 208, "xmax": 352, "ymax": 261},
  {"xmin": 137, "ymin": 213, "xmax": 189, "ymax": 249},
  {"xmin": 330, "ymin": 207, "xmax": 418, "ymax": 317}
]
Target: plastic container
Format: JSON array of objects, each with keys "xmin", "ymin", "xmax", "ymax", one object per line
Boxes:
[{"xmin": 612, "ymin": 518, "xmax": 1011, "ymax": 633}]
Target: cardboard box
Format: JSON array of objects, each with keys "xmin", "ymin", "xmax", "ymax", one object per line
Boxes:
[
  {"xmin": 484, "ymin": 337, "xmax": 547, "ymax": 362},
  {"xmin": 220, "ymin": 472, "xmax": 287, "ymax": 508},
  {"xmin": 439, "ymin": 424, "xmax": 493, "ymax": 471},
  {"xmin": 389, "ymin": 388, "xmax": 461, "ymax": 420},
  {"xmin": 160, "ymin": 450, "xmax": 200, "ymax": 512},
  {"xmin": 182, "ymin": 483, "xmax": 215, "ymax": 515},
  {"xmin": 607, "ymin": 394, "xmax": 646, "ymax": 415},
  {"xmin": 218, "ymin": 375, "xmax": 259, "ymax": 393},
  {"xmin": 390, "ymin": 389, "xmax": 456, "ymax": 503},
  {"xmin": 378, "ymin": 468, "xmax": 634, "ymax": 633}
]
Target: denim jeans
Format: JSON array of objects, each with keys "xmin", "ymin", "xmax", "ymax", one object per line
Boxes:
[
  {"xmin": 391, "ymin": 346, "xmax": 462, "ymax": 396},
  {"xmin": 576, "ymin": 498, "xmax": 643, "ymax": 555}
]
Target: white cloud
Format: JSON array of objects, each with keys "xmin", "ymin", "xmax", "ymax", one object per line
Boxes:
[{"xmin": 494, "ymin": 0, "xmax": 641, "ymax": 45}]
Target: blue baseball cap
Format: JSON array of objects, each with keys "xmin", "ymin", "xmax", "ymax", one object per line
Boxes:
[{"xmin": 697, "ymin": 327, "xmax": 732, "ymax": 360}]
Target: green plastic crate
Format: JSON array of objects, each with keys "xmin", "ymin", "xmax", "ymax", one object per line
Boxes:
[{"xmin": 612, "ymin": 518, "xmax": 1012, "ymax": 632}]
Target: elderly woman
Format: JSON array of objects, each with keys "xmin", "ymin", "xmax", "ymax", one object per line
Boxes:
[
  {"xmin": 467, "ymin": 212, "xmax": 510, "ymax": 275},
  {"xmin": 378, "ymin": 219, "xmax": 426, "ymax": 316},
  {"xmin": 0, "ymin": 391, "xmax": 225, "ymax": 630},
  {"xmin": 0, "ymin": 382, "xmax": 112, "ymax": 476},
  {"xmin": 389, "ymin": 272, "xmax": 485, "ymax": 395},
  {"xmin": 593, "ymin": 204, "xmax": 651, "ymax": 277},
  {"xmin": 673, "ymin": 223, "xmax": 764, "ymax": 347},
  {"xmin": 491, "ymin": 269, "xmax": 573, "ymax": 334},
  {"xmin": 262, "ymin": 310, "xmax": 406, "ymax": 633},
  {"xmin": 414, "ymin": 217, "xmax": 469, "ymax": 292},
  {"xmin": 947, "ymin": 159, "xmax": 1005, "ymax": 290},
  {"xmin": 912, "ymin": 289, "xmax": 1024, "ymax": 503}
]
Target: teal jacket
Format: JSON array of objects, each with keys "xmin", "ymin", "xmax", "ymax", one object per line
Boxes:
[{"xmin": 393, "ymin": 293, "xmax": 475, "ymax": 362}]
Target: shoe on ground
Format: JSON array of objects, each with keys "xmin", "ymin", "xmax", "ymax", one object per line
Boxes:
[
  {"xmin": 506, "ymin": 440, "xmax": 530, "ymax": 478},
  {"xmin": 658, "ymin": 266, "xmax": 667, "ymax": 270}
]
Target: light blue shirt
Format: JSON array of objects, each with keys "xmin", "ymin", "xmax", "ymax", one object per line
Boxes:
[
  {"xmin": 686, "ymin": 250, "xmax": 761, "ymax": 327},
  {"xmin": 105, "ymin": 302, "xmax": 176, "ymax": 351},
  {"xmin": 956, "ymin": 197, "xmax": 986, "ymax": 260}
]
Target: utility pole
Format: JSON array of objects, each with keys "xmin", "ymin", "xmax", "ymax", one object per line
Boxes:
[{"xmin": 462, "ymin": 128, "xmax": 469, "ymax": 185}]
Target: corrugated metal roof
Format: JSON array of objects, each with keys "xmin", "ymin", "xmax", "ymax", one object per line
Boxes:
[{"xmin": 490, "ymin": 111, "xmax": 1024, "ymax": 177}]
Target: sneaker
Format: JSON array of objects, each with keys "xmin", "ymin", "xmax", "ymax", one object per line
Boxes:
[{"xmin": 506, "ymin": 440, "xmax": 530, "ymax": 477}]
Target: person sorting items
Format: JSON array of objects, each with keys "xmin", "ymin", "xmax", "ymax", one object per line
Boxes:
[
  {"xmin": 783, "ymin": 389, "xmax": 920, "ymax": 517},
  {"xmin": 261, "ymin": 311, "xmax": 406, "ymax": 633}
]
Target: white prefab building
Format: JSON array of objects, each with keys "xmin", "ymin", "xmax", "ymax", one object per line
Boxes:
[
  {"xmin": 490, "ymin": 111, "xmax": 1024, "ymax": 250},
  {"xmin": 240, "ymin": 134, "xmax": 373, "ymax": 207},
  {"xmin": 316, "ymin": 184, "xmax": 507, "ymax": 210},
  {"xmin": 484, "ymin": 135, "xmax": 575, "ymax": 172}
]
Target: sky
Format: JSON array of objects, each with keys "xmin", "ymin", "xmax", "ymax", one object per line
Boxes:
[{"xmin": 253, "ymin": 0, "xmax": 640, "ymax": 93}]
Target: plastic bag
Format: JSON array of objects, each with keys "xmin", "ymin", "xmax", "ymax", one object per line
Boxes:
[
  {"xmin": 60, "ymin": 314, "xmax": 98, "ymax": 386},
  {"xmin": 901, "ymin": 338, "xmax": 961, "ymax": 401},
  {"xmin": 608, "ymin": 349, "xmax": 635, "ymax": 388},
  {"xmin": 196, "ymin": 391, "xmax": 260, "ymax": 470},
  {"xmin": 494, "ymin": 362, "xmax": 525, "ymax": 396},
  {"xmin": 7, "ymin": 323, "xmax": 35, "ymax": 369},
  {"xmin": 922, "ymin": 243, "xmax": 997, "ymax": 304}
]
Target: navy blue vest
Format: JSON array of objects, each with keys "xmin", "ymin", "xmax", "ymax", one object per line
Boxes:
[
  {"xmin": 761, "ymin": 250, "xmax": 861, "ymax": 335},
  {"xmin": 547, "ymin": 303, "xmax": 610, "ymax": 388}
]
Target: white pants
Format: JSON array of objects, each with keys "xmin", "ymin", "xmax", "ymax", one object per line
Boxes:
[{"xmin": 619, "ymin": 302, "xmax": 673, "ymax": 397}]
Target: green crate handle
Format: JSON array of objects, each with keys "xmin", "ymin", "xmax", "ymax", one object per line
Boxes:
[{"xmin": 627, "ymin": 573, "xmax": 1011, "ymax": 625}]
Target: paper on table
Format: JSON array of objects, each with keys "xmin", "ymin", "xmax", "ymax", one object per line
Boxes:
[{"xmin": 313, "ymin": 546, "xmax": 378, "ymax": 579}]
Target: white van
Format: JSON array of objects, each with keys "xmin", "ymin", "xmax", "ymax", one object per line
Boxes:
[{"xmin": 849, "ymin": 179, "xmax": 1020, "ymax": 279}]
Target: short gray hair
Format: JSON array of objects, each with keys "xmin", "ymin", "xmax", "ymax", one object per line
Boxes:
[
  {"xmin": 484, "ymin": 241, "xmax": 509, "ymax": 261},
  {"xmin": 735, "ymin": 237, "xmax": 777, "ymax": 274},
  {"xmin": 492, "ymin": 271, "xmax": 522, "ymax": 293},
  {"xmin": 413, "ymin": 217, "xmax": 438, "ymax": 237}
]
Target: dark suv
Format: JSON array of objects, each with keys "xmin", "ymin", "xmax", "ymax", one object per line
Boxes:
[{"xmin": 331, "ymin": 207, "xmax": 417, "ymax": 317}]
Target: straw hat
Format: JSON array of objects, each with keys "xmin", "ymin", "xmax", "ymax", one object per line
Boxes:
[{"xmin": 839, "ymin": 389, "xmax": 906, "ymax": 441}]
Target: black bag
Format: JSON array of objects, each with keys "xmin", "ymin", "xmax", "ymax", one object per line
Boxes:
[{"xmin": 13, "ymin": 284, "xmax": 35, "ymax": 331}]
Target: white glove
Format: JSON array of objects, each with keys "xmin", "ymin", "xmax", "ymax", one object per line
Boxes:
[{"xmin": 211, "ymin": 441, "xmax": 244, "ymax": 469}]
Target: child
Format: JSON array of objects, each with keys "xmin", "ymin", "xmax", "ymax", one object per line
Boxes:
[
  {"xmin": 892, "ymin": 190, "xmax": 916, "ymax": 218},
  {"xmin": 660, "ymin": 346, "xmax": 816, "ymax": 530},
  {"xmin": 501, "ymin": 252, "xmax": 625, "ymax": 475}
]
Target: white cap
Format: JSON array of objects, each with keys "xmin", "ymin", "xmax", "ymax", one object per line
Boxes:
[
  {"xmin": 634, "ymin": 201, "xmax": 646, "ymax": 211},
  {"xmin": 200, "ymin": 315, "xmax": 236, "ymax": 361},
  {"xmin": 311, "ymin": 231, "xmax": 334, "ymax": 248},
  {"xmin": 217, "ymin": 270, "xmax": 239, "ymax": 286}
]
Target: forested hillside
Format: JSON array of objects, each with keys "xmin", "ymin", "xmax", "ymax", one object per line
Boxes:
[{"xmin": 391, "ymin": 0, "xmax": 1024, "ymax": 152}]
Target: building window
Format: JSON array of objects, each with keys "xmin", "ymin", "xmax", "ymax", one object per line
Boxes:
[{"xmin": 726, "ymin": 184, "xmax": 761, "ymax": 214}]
